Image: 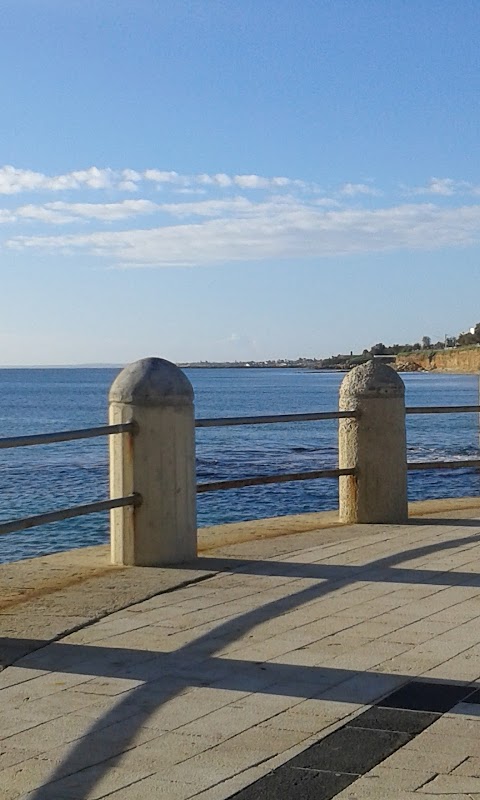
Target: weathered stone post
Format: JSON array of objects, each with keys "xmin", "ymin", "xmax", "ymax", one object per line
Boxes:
[
  {"xmin": 109, "ymin": 357, "xmax": 197, "ymax": 565},
  {"xmin": 338, "ymin": 360, "xmax": 408, "ymax": 523}
]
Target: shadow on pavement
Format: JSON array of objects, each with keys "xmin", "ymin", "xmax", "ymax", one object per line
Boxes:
[{"xmin": 3, "ymin": 526, "xmax": 480, "ymax": 799}]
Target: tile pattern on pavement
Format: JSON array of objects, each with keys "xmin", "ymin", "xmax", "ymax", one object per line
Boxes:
[
  {"xmin": 230, "ymin": 680, "xmax": 477, "ymax": 799},
  {"xmin": 2, "ymin": 515, "xmax": 480, "ymax": 798}
]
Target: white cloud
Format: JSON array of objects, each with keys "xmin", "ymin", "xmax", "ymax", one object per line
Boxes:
[
  {"xmin": 143, "ymin": 169, "xmax": 182, "ymax": 185},
  {"xmin": 0, "ymin": 165, "xmax": 317, "ymax": 195},
  {"xmin": 67, "ymin": 167, "xmax": 113, "ymax": 190},
  {"xmin": 8, "ymin": 201, "xmax": 480, "ymax": 267},
  {"xmin": 339, "ymin": 182, "xmax": 382, "ymax": 197},
  {"xmin": 409, "ymin": 177, "xmax": 471, "ymax": 197},
  {"xmin": 118, "ymin": 180, "xmax": 139, "ymax": 192},
  {"xmin": 160, "ymin": 196, "xmax": 254, "ymax": 218},
  {"xmin": 4, "ymin": 166, "xmax": 480, "ymax": 270},
  {"xmin": 45, "ymin": 199, "xmax": 158, "ymax": 221},
  {"xmin": 2, "ymin": 199, "xmax": 159, "ymax": 225},
  {"xmin": 175, "ymin": 187, "xmax": 207, "ymax": 196},
  {"xmin": 212, "ymin": 173, "xmax": 232, "ymax": 187},
  {"xmin": 0, "ymin": 166, "xmax": 115, "ymax": 194},
  {"xmin": 121, "ymin": 169, "xmax": 142, "ymax": 182},
  {"xmin": 16, "ymin": 204, "xmax": 74, "ymax": 224},
  {"xmin": 0, "ymin": 167, "xmax": 46, "ymax": 194},
  {"xmin": 233, "ymin": 174, "xmax": 271, "ymax": 189},
  {"xmin": 1, "ymin": 194, "xmax": 330, "ymax": 227},
  {"xmin": 0, "ymin": 209, "xmax": 15, "ymax": 223}
]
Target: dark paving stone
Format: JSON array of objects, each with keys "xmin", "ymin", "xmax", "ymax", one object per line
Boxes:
[
  {"xmin": 461, "ymin": 687, "xmax": 480, "ymax": 704},
  {"xmin": 347, "ymin": 706, "xmax": 440, "ymax": 734},
  {"xmin": 287, "ymin": 726, "xmax": 411, "ymax": 775},
  {"xmin": 230, "ymin": 767, "xmax": 356, "ymax": 800},
  {"xmin": 378, "ymin": 680, "xmax": 472, "ymax": 713}
]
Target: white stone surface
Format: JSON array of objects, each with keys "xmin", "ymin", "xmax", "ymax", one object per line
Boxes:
[
  {"xmin": 339, "ymin": 361, "xmax": 408, "ymax": 523},
  {"xmin": 109, "ymin": 357, "xmax": 197, "ymax": 566}
]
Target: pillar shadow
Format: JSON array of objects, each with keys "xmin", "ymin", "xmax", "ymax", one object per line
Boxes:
[{"xmin": 408, "ymin": 517, "xmax": 480, "ymax": 526}]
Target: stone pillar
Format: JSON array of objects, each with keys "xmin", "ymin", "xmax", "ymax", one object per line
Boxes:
[
  {"xmin": 109, "ymin": 357, "xmax": 197, "ymax": 566},
  {"xmin": 338, "ymin": 360, "xmax": 408, "ymax": 524}
]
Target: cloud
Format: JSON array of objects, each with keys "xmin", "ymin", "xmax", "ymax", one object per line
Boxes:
[
  {"xmin": 2, "ymin": 199, "xmax": 159, "ymax": 225},
  {"xmin": 121, "ymin": 169, "xmax": 142, "ymax": 182},
  {"xmin": 16, "ymin": 204, "xmax": 74, "ymax": 224},
  {"xmin": 0, "ymin": 194, "xmax": 333, "ymax": 227},
  {"xmin": 233, "ymin": 174, "xmax": 271, "ymax": 189},
  {"xmin": 0, "ymin": 209, "xmax": 15, "ymax": 224},
  {"xmin": 339, "ymin": 182, "xmax": 382, "ymax": 197},
  {"xmin": 409, "ymin": 177, "xmax": 471, "ymax": 197},
  {"xmin": 4, "ymin": 166, "xmax": 480, "ymax": 270},
  {"xmin": 159, "ymin": 196, "xmax": 254, "ymax": 218},
  {"xmin": 8, "ymin": 201, "xmax": 480, "ymax": 267},
  {"xmin": 0, "ymin": 166, "xmax": 116, "ymax": 195},
  {"xmin": 43, "ymin": 199, "xmax": 159, "ymax": 221},
  {"xmin": 118, "ymin": 180, "xmax": 139, "ymax": 192},
  {"xmin": 0, "ymin": 164, "xmax": 314, "ymax": 195},
  {"xmin": 143, "ymin": 169, "xmax": 183, "ymax": 185}
]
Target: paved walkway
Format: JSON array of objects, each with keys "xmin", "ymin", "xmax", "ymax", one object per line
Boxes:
[{"xmin": 3, "ymin": 510, "xmax": 480, "ymax": 798}]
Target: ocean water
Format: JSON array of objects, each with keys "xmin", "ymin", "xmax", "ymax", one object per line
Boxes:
[{"xmin": 0, "ymin": 368, "xmax": 479, "ymax": 564}]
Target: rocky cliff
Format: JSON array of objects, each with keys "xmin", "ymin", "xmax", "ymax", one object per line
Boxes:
[{"xmin": 396, "ymin": 347, "xmax": 480, "ymax": 373}]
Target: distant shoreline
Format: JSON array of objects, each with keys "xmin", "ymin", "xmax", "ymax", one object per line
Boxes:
[
  {"xmin": 0, "ymin": 364, "xmax": 124, "ymax": 370},
  {"xmin": 0, "ymin": 363, "xmax": 340, "ymax": 371}
]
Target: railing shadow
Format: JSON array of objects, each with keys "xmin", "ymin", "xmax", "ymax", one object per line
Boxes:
[
  {"xmin": 3, "ymin": 526, "xmax": 479, "ymax": 799},
  {"xmin": 408, "ymin": 517, "xmax": 480, "ymax": 527}
]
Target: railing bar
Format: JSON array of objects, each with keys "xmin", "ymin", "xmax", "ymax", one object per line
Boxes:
[
  {"xmin": 197, "ymin": 467, "xmax": 355, "ymax": 493},
  {"xmin": 406, "ymin": 406, "xmax": 480, "ymax": 415},
  {"xmin": 408, "ymin": 459, "xmax": 480, "ymax": 471},
  {"xmin": 196, "ymin": 411, "xmax": 357, "ymax": 428},
  {"xmin": 0, "ymin": 423, "xmax": 135, "ymax": 450},
  {"xmin": 0, "ymin": 494, "xmax": 141, "ymax": 536}
]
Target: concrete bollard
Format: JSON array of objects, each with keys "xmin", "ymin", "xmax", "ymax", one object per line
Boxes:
[
  {"xmin": 108, "ymin": 357, "xmax": 197, "ymax": 566},
  {"xmin": 338, "ymin": 360, "xmax": 408, "ymax": 524}
]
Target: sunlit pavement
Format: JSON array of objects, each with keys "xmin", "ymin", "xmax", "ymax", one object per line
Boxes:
[{"xmin": 3, "ymin": 513, "xmax": 480, "ymax": 798}]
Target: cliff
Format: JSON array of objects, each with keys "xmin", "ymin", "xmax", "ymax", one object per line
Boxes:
[{"xmin": 396, "ymin": 347, "xmax": 480, "ymax": 373}]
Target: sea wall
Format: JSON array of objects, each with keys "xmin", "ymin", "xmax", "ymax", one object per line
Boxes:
[{"xmin": 396, "ymin": 347, "xmax": 480, "ymax": 373}]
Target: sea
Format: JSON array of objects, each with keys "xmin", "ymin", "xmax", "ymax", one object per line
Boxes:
[{"xmin": 0, "ymin": 367, "xmax": 479, "ymax": 564}]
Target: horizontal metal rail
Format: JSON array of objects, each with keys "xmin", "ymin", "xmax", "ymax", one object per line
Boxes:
[
  {"xmin": 197, "ymin": 467, "xmax": 355, "ymax": 493},
  {"xmin": 197, "ymin": 406, "xmax": 480, "ymax": 428},
  {"xmin": 0, "ymin": 422, "xmax": 136, "ymax": 450},
  {"xmin": 0, "ymin": 494, "xmax": 141, "ymax": 536},
  {"xmin": 408, "ymin": 459, "xmax": 480, "ymax": 471},
  {"xmin": 196, "ymin": 410, "xmax": 357, "ymax": 428},
  {"xmin": 3, "ymin": 406, "xmax": 478, "ymax": 451},
  {"xmin": 406, "ymin": 405, "xmax": 480, "ymax": 415}
]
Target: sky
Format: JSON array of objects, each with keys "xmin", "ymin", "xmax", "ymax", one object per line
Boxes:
[{"xmin": 1, "ymin": 0, "xmax": 480, "ymax": 365}]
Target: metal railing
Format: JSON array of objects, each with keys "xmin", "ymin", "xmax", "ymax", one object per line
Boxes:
[
  {"xmin": 406, "ymin": 404, "xmax": 480, "ymax": 472},
  {"xmin": 195, "ymin": 404, "xmax": 480, "ymax": 493},
  {"xmin": 0, "ymin": 422, "xmax": 139, "ymax": 537},
  {"xmin": 195, "ymin": 410, "xmax": 356, "ymax": 428},
  {"xmin": 1, "ymin": 403, "xmax": 480, "ymax": 537},
  {"xmin": 406, "ymin": 405, "xmax": 480, "ymax": 415},
  {"xmin": 0, "ymin": 422, "xmax": 137, "ymax": 450},
  {"xmin": 196, "ymin": 410, "xmax": 357, "ymax": 493}
]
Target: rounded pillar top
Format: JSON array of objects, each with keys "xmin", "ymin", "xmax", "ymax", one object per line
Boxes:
[
  {"xmin": 109, "ymin": 357, "xmax": 194, "ymax": 407},
  {"xmin": 340, "ymin": 360, "xmax": 405, "ymax": 400}
]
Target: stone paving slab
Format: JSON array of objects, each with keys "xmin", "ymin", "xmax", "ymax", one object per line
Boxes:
[
  {"xmin": 2, "ymin": 504, "xmax": 480, "ymax": 798},
  {"xmin": 1, "ymin": 498, "xmax": 478, "ymax": 669}
]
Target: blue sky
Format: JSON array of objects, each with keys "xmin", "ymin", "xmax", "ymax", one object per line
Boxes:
[{"xmin": 1, "ymin": 0, "xmax": 480, "ymax": 364}]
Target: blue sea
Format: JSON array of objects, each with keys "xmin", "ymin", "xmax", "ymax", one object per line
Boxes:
[{"xmin": 0, "ymin": 368, "xmax": 479, "ymax": 564}]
